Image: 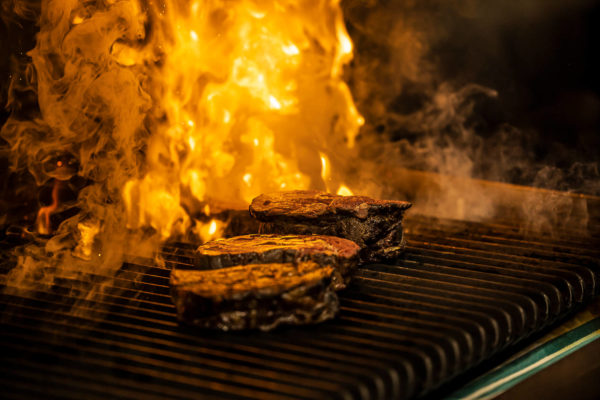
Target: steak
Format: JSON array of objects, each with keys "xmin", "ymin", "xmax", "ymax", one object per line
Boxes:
[
  {"xmin": 171, "ymin": 261, "xmax": 339, "ymax": 331},
  {"xmin": 192, "ymin": 234, "xmax": 360, "ymax": 290},
  {"xmin": 249, "ymin": 190, "xmax": 412, "ymax": 262}
]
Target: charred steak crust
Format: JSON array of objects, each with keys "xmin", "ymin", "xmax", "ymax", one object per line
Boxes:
[
  {"xmin": 171, "ymin": 262, "xmax": 339, "ymax": 331},
  {"xmin": 249, "ymin": 190, "xmax": 412, "ymax": 262},
  {"xmin": 192, "ymin": 234, "xmax": 360, "ymax": 289}
]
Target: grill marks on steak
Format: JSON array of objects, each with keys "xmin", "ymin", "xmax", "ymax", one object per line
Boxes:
[
  {"xmin": 171, "ymin": 261, "xmax": 338, "ymax": 331},
  {"xmin": 250, "ymin": 190, "xmax": 412, "ymax": 262},
  {"xmin": 193, "ymin": 234, "xmax": 360, "ymax": 290},
  {"xmin": 170, "ymin": 190, "xmax": 410, "ymax": 331}
]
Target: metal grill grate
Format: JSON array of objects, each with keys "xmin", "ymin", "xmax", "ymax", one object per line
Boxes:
[{"xmin": 1, "ymin": 214, "xmax": 599, "ymax": 400}]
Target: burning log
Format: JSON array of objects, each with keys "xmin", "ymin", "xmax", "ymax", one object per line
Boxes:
[
  {"xmin": 171, "ymin": 261, "xmax": 339, "ymax": 331},
  {"xmin": 191, "ymin": 234, "xmax": 360, "ymax": 290},
  {"xmin": 249, "ymin": 190, "xmax": 412, "ymax": 262}
]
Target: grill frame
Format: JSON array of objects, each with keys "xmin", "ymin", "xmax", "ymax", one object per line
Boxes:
[{"xmin": 1, "ymin": 190, "xmax": 599, "ymax": 400}]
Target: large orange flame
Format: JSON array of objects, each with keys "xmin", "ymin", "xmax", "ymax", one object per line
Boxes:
[
  {"xmin": 121, "ymin": 0, "xmax": 363, "ymax": 239},
  {"xmin": 1, "ymin": 0, "xmax": 364, "ymax": 281}
]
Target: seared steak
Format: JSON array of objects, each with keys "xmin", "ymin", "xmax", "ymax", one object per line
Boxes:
[
  {"xmin": 192, "ymin": 234, "xmax": 360, "ymax": 290},
  {"xmin": 249, "ymin": 190, "xmax": 412, "ymax": 262},
  {"xmin": 171, "ymin": 261, "xmax": 339, "ymax": 331}
]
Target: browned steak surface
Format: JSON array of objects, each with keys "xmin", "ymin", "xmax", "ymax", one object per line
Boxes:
[
  {"xmin": 249, "ymin": 190, "xmax": 412, "ymax": 262},
  {"xmin": 171, "ymin": 262, "xmax": 338, "ymax": 331},
  {"xmin": 192, "ymin": 234, "xmax": 359, "ymax": 289}
]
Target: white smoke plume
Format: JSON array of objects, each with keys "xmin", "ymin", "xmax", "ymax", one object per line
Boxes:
[{"xmin": 342, "ymin": 0, "xmax": 598, "ymax": 230}]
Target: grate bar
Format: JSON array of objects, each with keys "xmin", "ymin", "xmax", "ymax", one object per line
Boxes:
[
  {"xmin": 406, "ymin": 242, "xmax": 597, "ymax": 296},
  {"xmin": 0, "ymin": 294, "xmax": 397, "ymax": 399},
  {"xmin": 1, "ymin": 214, "xmax": 598, "ymax": 399}
]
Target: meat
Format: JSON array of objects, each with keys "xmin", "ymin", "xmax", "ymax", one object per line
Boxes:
[
  {"xmin": 192, "ymin": 234, "xmax": 360, "ymax": 290},
  {"xmin": 249, "ymin": 190, "xmax": 412, "ymax": 262},
  {"xmin": 171, "ymin": 261, "xmax": 339, "ymax": 331},
  {"xmin": 170, "ymin": 190, "xmax": 410, "ymax": 331}
]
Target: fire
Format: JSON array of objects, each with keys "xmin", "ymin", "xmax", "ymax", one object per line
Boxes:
[
  {"xmin": 320, "ymin": 153, "xmax": 331, "ymax": 189},
  {"xmin": 122, "ymin": 0, "xmax": 363, "ymax": 240},
  {"xmin": 36, "ymin": 180, "xmax": 60, "ymax": 235},
  {"xmin": 3, "ymin": 0, "xmax": 363, "ymax": 250},
  {"xmin": 73, "ymin": 221, "xmax": 101, "ymax": 260},
  {"xmin": 0, "ymin": 0, "xmax": 362, "ymax": 321},
  {"xmin": 194, "ymin": 218, "xmax": 223, "ymax": 243},
  {"xmin": 337, "ymin": 185, "xmax": 354, "ymax": 196}
]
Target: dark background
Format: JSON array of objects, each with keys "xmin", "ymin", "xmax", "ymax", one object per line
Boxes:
[
  {"xmin": 1, "ymin": 0, "xmax": 600, "ymax": 197},
  {"xmin": 342, "ymin": 0, "xmax": 600, "ymax": 193}
]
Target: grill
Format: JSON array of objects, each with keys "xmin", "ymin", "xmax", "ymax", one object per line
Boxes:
[{"xmin": 1, "ymin": 207, "xmax": 599, "ymax": 399}]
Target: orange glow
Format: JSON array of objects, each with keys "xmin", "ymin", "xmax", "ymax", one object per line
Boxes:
[
  {"xmin": 194, "ymin": 218, "xmax": 223, "ymax": 243},
  {"xmin": 121, "ymin": 0, "xmax": 363, "ymax": 241},
  {"xmin": 208, "ymin": 220, "xmax": 217, "ymax": 235},
  {"xmin": 320, "ymin": 153, "xmax": 330, "ymax": 181},
  {"xmin": 337, "ymin": 185, "xmax": 354, "ymax": 196},
  {"xmin": 73, "ymin": 221, "xmax": 100, "ymax": 260},
  {"xmin": 36, "ymin": 180, "xmax": 60, "ymax": 235}
]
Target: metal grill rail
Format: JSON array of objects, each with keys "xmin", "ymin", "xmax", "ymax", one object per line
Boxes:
[{"xmin": 1, "ymin": 215, "xmax": 598, "ymax": 399}]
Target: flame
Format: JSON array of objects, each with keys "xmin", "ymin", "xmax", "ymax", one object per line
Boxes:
[
  {"xmin": 194, "ymin": 218, "xmax": 223, "ymax": 243},
  {"xmin": 2, "ymin": 0, "xmax": 363, "ymax": 252},
  {"xmin": 337, "ymin": 185, "xmax": 354, "ymax": 196},
  {"xmin": 121, "ymin": 0, "xmax": 362, "ymax": 240},
  {"xmin": 36, "ymin": 180, "xmax": 60, "ymax": 235},
  {"xmin": 73, "ymin": 221, "xmax": 100, "ymax": 260},
  {"xmin": 320, "ymin": 153, "xmax": 330, "ymax": 181}
]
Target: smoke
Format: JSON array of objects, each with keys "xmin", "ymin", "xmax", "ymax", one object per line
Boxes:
[
  {"xmin": 0, "ymin": 0, "xmax": 161, "ymax": 313},
  {"xmin": 342, "ymin": 0, "xmax": 599, "ymax": 228}
]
